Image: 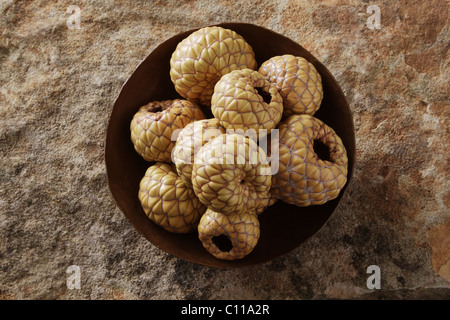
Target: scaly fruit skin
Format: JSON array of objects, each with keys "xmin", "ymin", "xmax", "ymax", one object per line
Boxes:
[
  {"xmin": 272, "ymin": 114, "xmax": 348, "ymax": 207},
  {"xmin": 170, "ymin": 26, "xmax": 257, "ymax": 106},
  {"xmin": 172, "ymin": 118, "xmax": 226, "ymax": 187},
  {"xmin": 211, "ymin": 69, "xmax": 283, "ymax": 138},
  {"xmin": 138, "ymin": 163, "xmax": 206, "ymax": 233},
  {"xmin": 254, "ymin": 193, "xmax": 278, "ymax": 214},
  {"xmin": 259, "ymin": 54, "xmax": 323, "ymax": 116},
  {"xmin": 198, "ymin": 209, "xmax": 260, "ymax": 261},
  {"xmin": 130, "ymin": 99, "xmax": 205, "ymax": 162},
  {"xmin": 192, "ymin": 134, "xmax": 272, "ymax": 215}
]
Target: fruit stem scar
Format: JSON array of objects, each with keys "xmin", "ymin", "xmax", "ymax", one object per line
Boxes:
[
  {"xmin": 255, "ymin": 86, "xmax": 272, "ymax": 104},
  {"xmin": 313, "ymin": 139, "xmax": 331, "ymax": 162},
  {"xmin": 212, "ymin": 234, "xmax": 233, "ymax": 252}
]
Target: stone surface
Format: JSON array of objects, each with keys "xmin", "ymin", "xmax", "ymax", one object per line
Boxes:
[{"xmin": 0, "ymin": 0, "xmax": 449, "ymax": 299}]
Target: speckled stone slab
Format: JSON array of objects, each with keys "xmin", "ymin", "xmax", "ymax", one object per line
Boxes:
[{"xmin": 0, "ymin": 0, "xmax": 448, "ymax": 299}]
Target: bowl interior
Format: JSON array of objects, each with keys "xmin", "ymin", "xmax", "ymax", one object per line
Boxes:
[{"xmin": 105, "ymin": 23, "xmax": 355, "ymax": 268}]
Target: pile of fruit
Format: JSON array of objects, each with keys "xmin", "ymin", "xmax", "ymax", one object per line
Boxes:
[{"xmin": 130, "ymin": 26, "xmax": 348, "ymax": 261}]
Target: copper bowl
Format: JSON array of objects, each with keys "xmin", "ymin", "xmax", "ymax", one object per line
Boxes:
[{"xmin": 105, "ymin": 23, "xmax": 355, "ymax": 268}]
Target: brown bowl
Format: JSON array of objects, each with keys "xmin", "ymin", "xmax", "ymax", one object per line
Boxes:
[{"xmin": 105, "ymin": 23, "xmax": 355, "ymax": 268}]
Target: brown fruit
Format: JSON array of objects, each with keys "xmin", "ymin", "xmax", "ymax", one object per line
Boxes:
[
  {"xmin": 198, "ymin": 209, "xmax": 260, "ymax": 261},
  {"xmin": 259, "ymin": 54, "xmax": 323, "ymax": 116},
  {"xmin": 172, "ymin": 118, "xmax": 226, "ymax": 187},
  {"xmin": 271, "ymin": 114, "xmax": 348, "ymax": 206},
  {"xmin": 170, "ymin": 26, "xmax": 257, "ymax": 106},
  {"xmin": 130, "ymin": 99, "xmax": 205, "ymax": 162},
  {"xmin": 191, "ymin": 133, "xmax": 272, "ymax": 215},
  {"xmin": 138, "ymin": 162, "xmax": 206, "ymax": 233},
  {"xmin": 211, "ymin": 68, "xmax": 283, "ymax": 138}
]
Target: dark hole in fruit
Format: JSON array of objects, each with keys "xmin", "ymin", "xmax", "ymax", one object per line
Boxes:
[
  {"xmin": 212, "ymin": 235, "xmax": 233, "ymax": 252},
  {"xmin": 255, "ymin": 87, "xmax": 272, "ymax": 104},
  {"xmin": 313, "ymin": 140, "xmax": 331, "ymax": 162},
  {"xmin": 152, "ymin": 106, "xmax": 163, "ymax": 112},
  {"xmin": 240, "ymin": 179, "xmax": 245, "ymax": 184}
]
